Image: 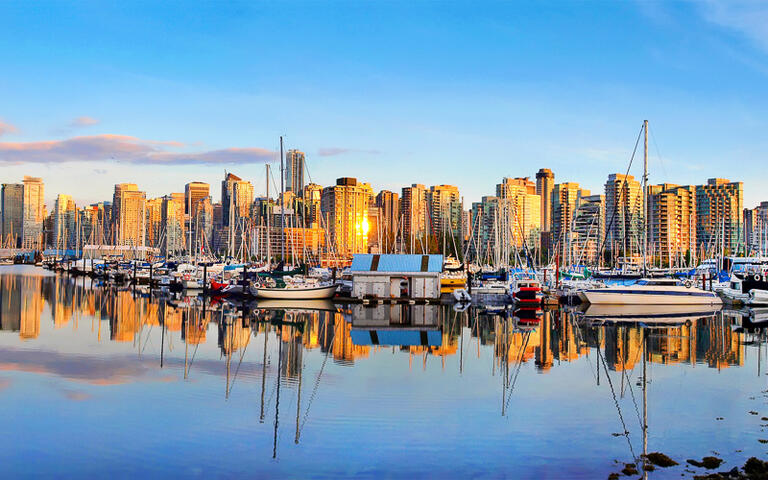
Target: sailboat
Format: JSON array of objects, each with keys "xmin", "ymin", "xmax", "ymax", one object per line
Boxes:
[
  {"xmin": 250, "ymin": 136, "xmax": 338, "ymax": 300},
  {"xmin": 583, "ymin": 121, "xmax": 722, "ymax": 306}
]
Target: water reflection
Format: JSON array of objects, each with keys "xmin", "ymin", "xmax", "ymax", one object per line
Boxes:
[{"xmin": 1, "ymin": 266, "xmax": 767, "ymax": 478}]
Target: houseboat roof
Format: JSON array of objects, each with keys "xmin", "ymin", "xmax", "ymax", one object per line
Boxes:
[{"xmin": 350, "ymin": 254, "xmax": 443, "ymax": 273}]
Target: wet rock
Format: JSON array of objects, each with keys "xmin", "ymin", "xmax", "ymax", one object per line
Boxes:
[
  {"xmin": 716, "ymin": 417, "xmax": 725, "ymax": 421},
  {"xmin": 607, "ymin": 473, "xmax": 619, "ymax": 480},
  {"xmin": 743, "ymin": 457, "xmax": 768, "ymax": 476},
  {"xmin": 688, "ymin": 457, "xmax": 724, "ymax": 469},
  {"xmin": 758, "ymin": 439, "xmax": 768, "ymax": 444},
  {"xmin": 642, "ymin": 463, "xmax": 655, "ymax": 471},
  {"xmin": 645, "ymin": 452, "xmax": 679, "ymax": 467},
  {"xmin": 761, "ymin": 417, "xmax": 768, "ymax": 421},
  {"xmin": 621, "ymin": 463, "xmax": 638, "ymax": 476}
]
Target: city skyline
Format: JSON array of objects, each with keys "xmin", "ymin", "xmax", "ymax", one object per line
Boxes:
[{"xmin": 2, "ymin": 2, "xmax": 768, "ymax": 207}]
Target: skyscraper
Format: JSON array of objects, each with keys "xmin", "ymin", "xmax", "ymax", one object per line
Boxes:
[
  {"xmin": 551, "ymin": 182, "xmax": 590, "ymax": 260},
  {"xmin": 648, "ymin": 184, "xmax": 696, "ymax": 266},
  {"xmin": 221, "ymin": 173, "xmax": 253, "ymax": 226},
  {"xmin": 1, "ymin": 183, "xmax": 23, "ymax": 248},
  {"xmin": 428, "ymin": 185, "xmax": 462, "ymax": 243},
  {"xmin": 604, "ymin": 173, "xmax": 643, "ymax": 259},
  {"xmin": 572, "ymin": 194, "xmax": 605, "ymax": 265},
  {"xmin": 285, "ymin": 149, "xmax": 305, "ymax": 196},
  {"xmin": 536, "ymin": 169, "xmax": 555, "ymax": 232},
  {"xmin": 375, "ymin": 190, "xmax": 400, "ymax": 250},
  {"xmin": 400, "ymin": 184, "xmax": 428, "ymax": 246},
  {"xmin": 162, "ymin": 194, "xmax": 186, "ymax": 255},
  {"xmin": 112, "ymin": 183, "xmax": 146, "ymax": 246},
  {"xmin": 184, "ymin": 182, "xmax": 210, "ymax": 216},
  {"xmin": 320, "ymin": 177, "xmax": 372, "ymax": 257},
  {"xmin": 22, "ymin": 176, "xmax": 44, "ymax": 249},
  {"xmin": 495, "ymin": 177, "xmax": 541, "ymax": 248},
  {"xmin": 695, "ymin": 178, "xmax": 743, "ymax": 255},
  {"xmin": 53, "ymin": 194, "xmax": 77, "ymax": 250}
]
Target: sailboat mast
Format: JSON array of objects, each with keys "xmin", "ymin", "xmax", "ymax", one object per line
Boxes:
[
  {"xmin": 280, "ymin": 136, "xmax": 286, "ymax": 263},
  {"xmin": 266, "ymin": 163, "xmax": 271, "ymax": 267},
  {"xmin": 643, "ymin": 120, "xmax": 649, "ymax": 275}
]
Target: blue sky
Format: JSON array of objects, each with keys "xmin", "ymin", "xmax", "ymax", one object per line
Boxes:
[{"xmin": 1, "ymin": 1, "xmax": 767, "ymax": 207}]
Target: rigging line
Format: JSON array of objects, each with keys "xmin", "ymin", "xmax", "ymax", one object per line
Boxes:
[
  {"xmin": 298, "ymin": 341, "xmax": 334, "ymax": 434},
  {"xmin": 570, "ymin": 314, "xmax": 598, "ymax": 383},
  {"xmin": 618, "ymin": 330, "xmax": 643, "ymax": 429},
  {"xmin": 596, "ymin": 336, "xmax": 638, "ymax": 462},
  {"xmin": 227, "ymin": 332, "xmax": 252, "ymax": 397},
  {"xmin": 504, "ymin": 330, "xmax": 532, "ymax": 414},
  {"xmin": 649, "ymin": 125, "xmax": 667, "ymax": 181},
  {"xmin": 597, "ymin": 125, "xmax": 644, "ymax": 262}
]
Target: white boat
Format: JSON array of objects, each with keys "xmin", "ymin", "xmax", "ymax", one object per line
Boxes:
[
  {"xmin": 582, "ymin": 278, "xmax": 722, "ymax": 305},
  {"xmin": 748, "ymin": 289, "xmax": 768, "ymax": 307},
  {"xmin": 452, "ymin": 288, "xmax": 471, "ymax": 303},
  {"xmin": 251, "ymin": 283, "xmax": 338, "ymax": 299},
  {"xmin": 509, "ymin": 274, "xmax": 543, "ymax": 304}
]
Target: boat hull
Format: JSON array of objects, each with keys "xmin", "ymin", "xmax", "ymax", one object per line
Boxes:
[
  {"xmin": 252, "ymin": 284, "xmax": 338, "ymax": 299},
  {"xmin": 582, "ymin": 287, "xmax": 722, "ymax": 305}
]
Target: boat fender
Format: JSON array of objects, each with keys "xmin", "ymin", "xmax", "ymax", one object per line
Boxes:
[
  {"xmin": 755, "ymin": 274, "xmax": 762, "ymax": 281},
  {"xmin": 684, "ymin": 281, "xmax": 692, "ymax": 288}
]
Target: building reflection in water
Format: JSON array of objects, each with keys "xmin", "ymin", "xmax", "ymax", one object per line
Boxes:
[{"xmin": 0, "ymin": 271, "xmax": 752, "ymax": 375}]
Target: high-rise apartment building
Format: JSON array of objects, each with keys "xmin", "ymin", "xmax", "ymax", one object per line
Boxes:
[
  {"xmin": 112, "ymin": 183, "xmax": 146, "ymax": 246},
  {"xmin": 551, "ymin": 182, "xmax": 590, "ymax": 259},
  {"xmin": 145, "ymin": 198, "xmax": 163, "ymax": 249},
  {"xmin": 162, "ymin": 194, "xmax": 186, "ymax": 255},
  {"xmin": 495, "ymin": 177, "xmax": 541, "ymax": 248},
  {"xmin": 604, "ymin": 173, "xmax": 643, "ymax": 258},
  {"xmin": 221, "ymin": 173, "xmax": 254, "ymax": 227},
  {"xmin": 192, "ymin": 196, "xmax": 214, "ymax": 255},
  {"xmin": 285, "ymin": 149, "xmax": 305, "ymax": 196},
  {"xmin": 1, "ymin": 183, "xmax": 23, "ymax": 248},
  {"xmin": 572, "ymin": 194, "xmax": 605, "ymax": 265},
  {"xmin": 320, "ymin": 177, "xmax": 373, "ymax": 257},
  {"xmin": 745, "ymin": 201, "xmax": 768, "ymax": 255},
  {"xmin": 184, "ymin": 182, "xmax": 210, "ymax": 216},
  {"xmin": 401, "ymin": 184, "xmax": 428, "ymax": 246},
  {"xmin": 52, "ymin": 194, "xmax": 77, "ymax": 250},
  {"xmin": 22, "ymin": 176, "xmax": 45, "ymax": 249},
  {"xmin": 536, "ymin": 169, "xmax": 555, "ymax": 232},
  {"xmin": 428, "ymin": 185, "xmax": 462, "ymax": 243},
  {"xmin": 695, "ymin": 178, "xmax": 743, "ymax": 255},
  {"xmin": 375, "ymin": 190, "xmax": 400, "ymax": 250},
  {"xmin": 302, "ymin": 183, "xmax": 323, "ymax": 227},
  {"xmin": 648, "ymin": 184, "xmax": 696, "ymax": 266}
]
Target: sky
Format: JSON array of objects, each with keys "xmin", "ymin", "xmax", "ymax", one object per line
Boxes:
[{"xmin": 1, "ymin": 0, "xmax": 768, "ymax": 208}]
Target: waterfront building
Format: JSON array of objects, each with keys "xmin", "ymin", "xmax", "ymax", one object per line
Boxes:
[
  {"xmin": 221, "ymin": 173, "xmax": 254, "ymax": 227},
  {"xmin": 400, "ymin": 184, "xmax": 428, "ymax": 248},
  {"xmin": 162, "ymin": 194, "xmax": 186, "ymax": 255},
  {"xmin": 695, "ymin": 178, "xmax": 744, "ymax": 256},
  {"xmin": 192, "ymin": 196, "xmax": 214, "ymax": 255},
  {"xmin": 303, "ymin": 183, "xmax": 323, "ymax": 227},
  {"xmin": 647, "ymin": 184, "xmax": 696, "ymax": 266},
  {"xmin": 550, "ymin": 182, "xmax": 590, "ymax": 260},
  {"xmin": 375, "ymin": 190, "xmax": 400, "ymax": 251},
  {"xmin": 495, "ymin": 177, "xmax": 541, "ymax": 248},
  {"xmin": 1, "ymin": 183, "xmax": 23, "ymax": 248},
  {"xmin": 428, "ymin": 184, "xmax": 462, "ymax": 244},
  {"xmin": 536, "ymin": 168, "xmax": 555, "ymax": 232},
  {"xmin": 184, "ymin": 182, "xmax": 210, "ymax": 216},
  {"xmin": 22, "ymin": 176, "xmax": 45, "ymax": 249},
  {"xmin": 468, "ymin": 196, "xmax": 499, "ymax": 264},
  {"xmin": 286, "ymin": 149, "xmax": 305, "ymax": 196},
  {"xmin": 79, "ymin": 202, "xmax": 109, "ymax": 245},
  {"xmin": 112, "ymin": 183, "xmax": 146, "ymax": 247},
  {"xmin": 572, "ymin": 194, "xmax": 605, "ymax": 265},
  {"xmin": 604, "ymin": 173, "xmax": 643, "ymax": 259},
  {"xmin": 145, "ymin": 198, "xmax": 163, "ymax": 249},
  {"xmin": 52, "ymin": 194, "xmax": 77, "ymax": 250},
  {"xmin": 321, "ymin": 177, "xmax": 373, "ymax": 258}
]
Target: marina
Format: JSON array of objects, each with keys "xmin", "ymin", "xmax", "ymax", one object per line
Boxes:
[{"xmin": 3, "ymin": 265, "xmax": 768, "ymax": 478}]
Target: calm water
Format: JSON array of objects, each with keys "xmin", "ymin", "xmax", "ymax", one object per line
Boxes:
[{"xmin": 2, "ymin": 265, "xmax": 767, "ymax": 479}]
